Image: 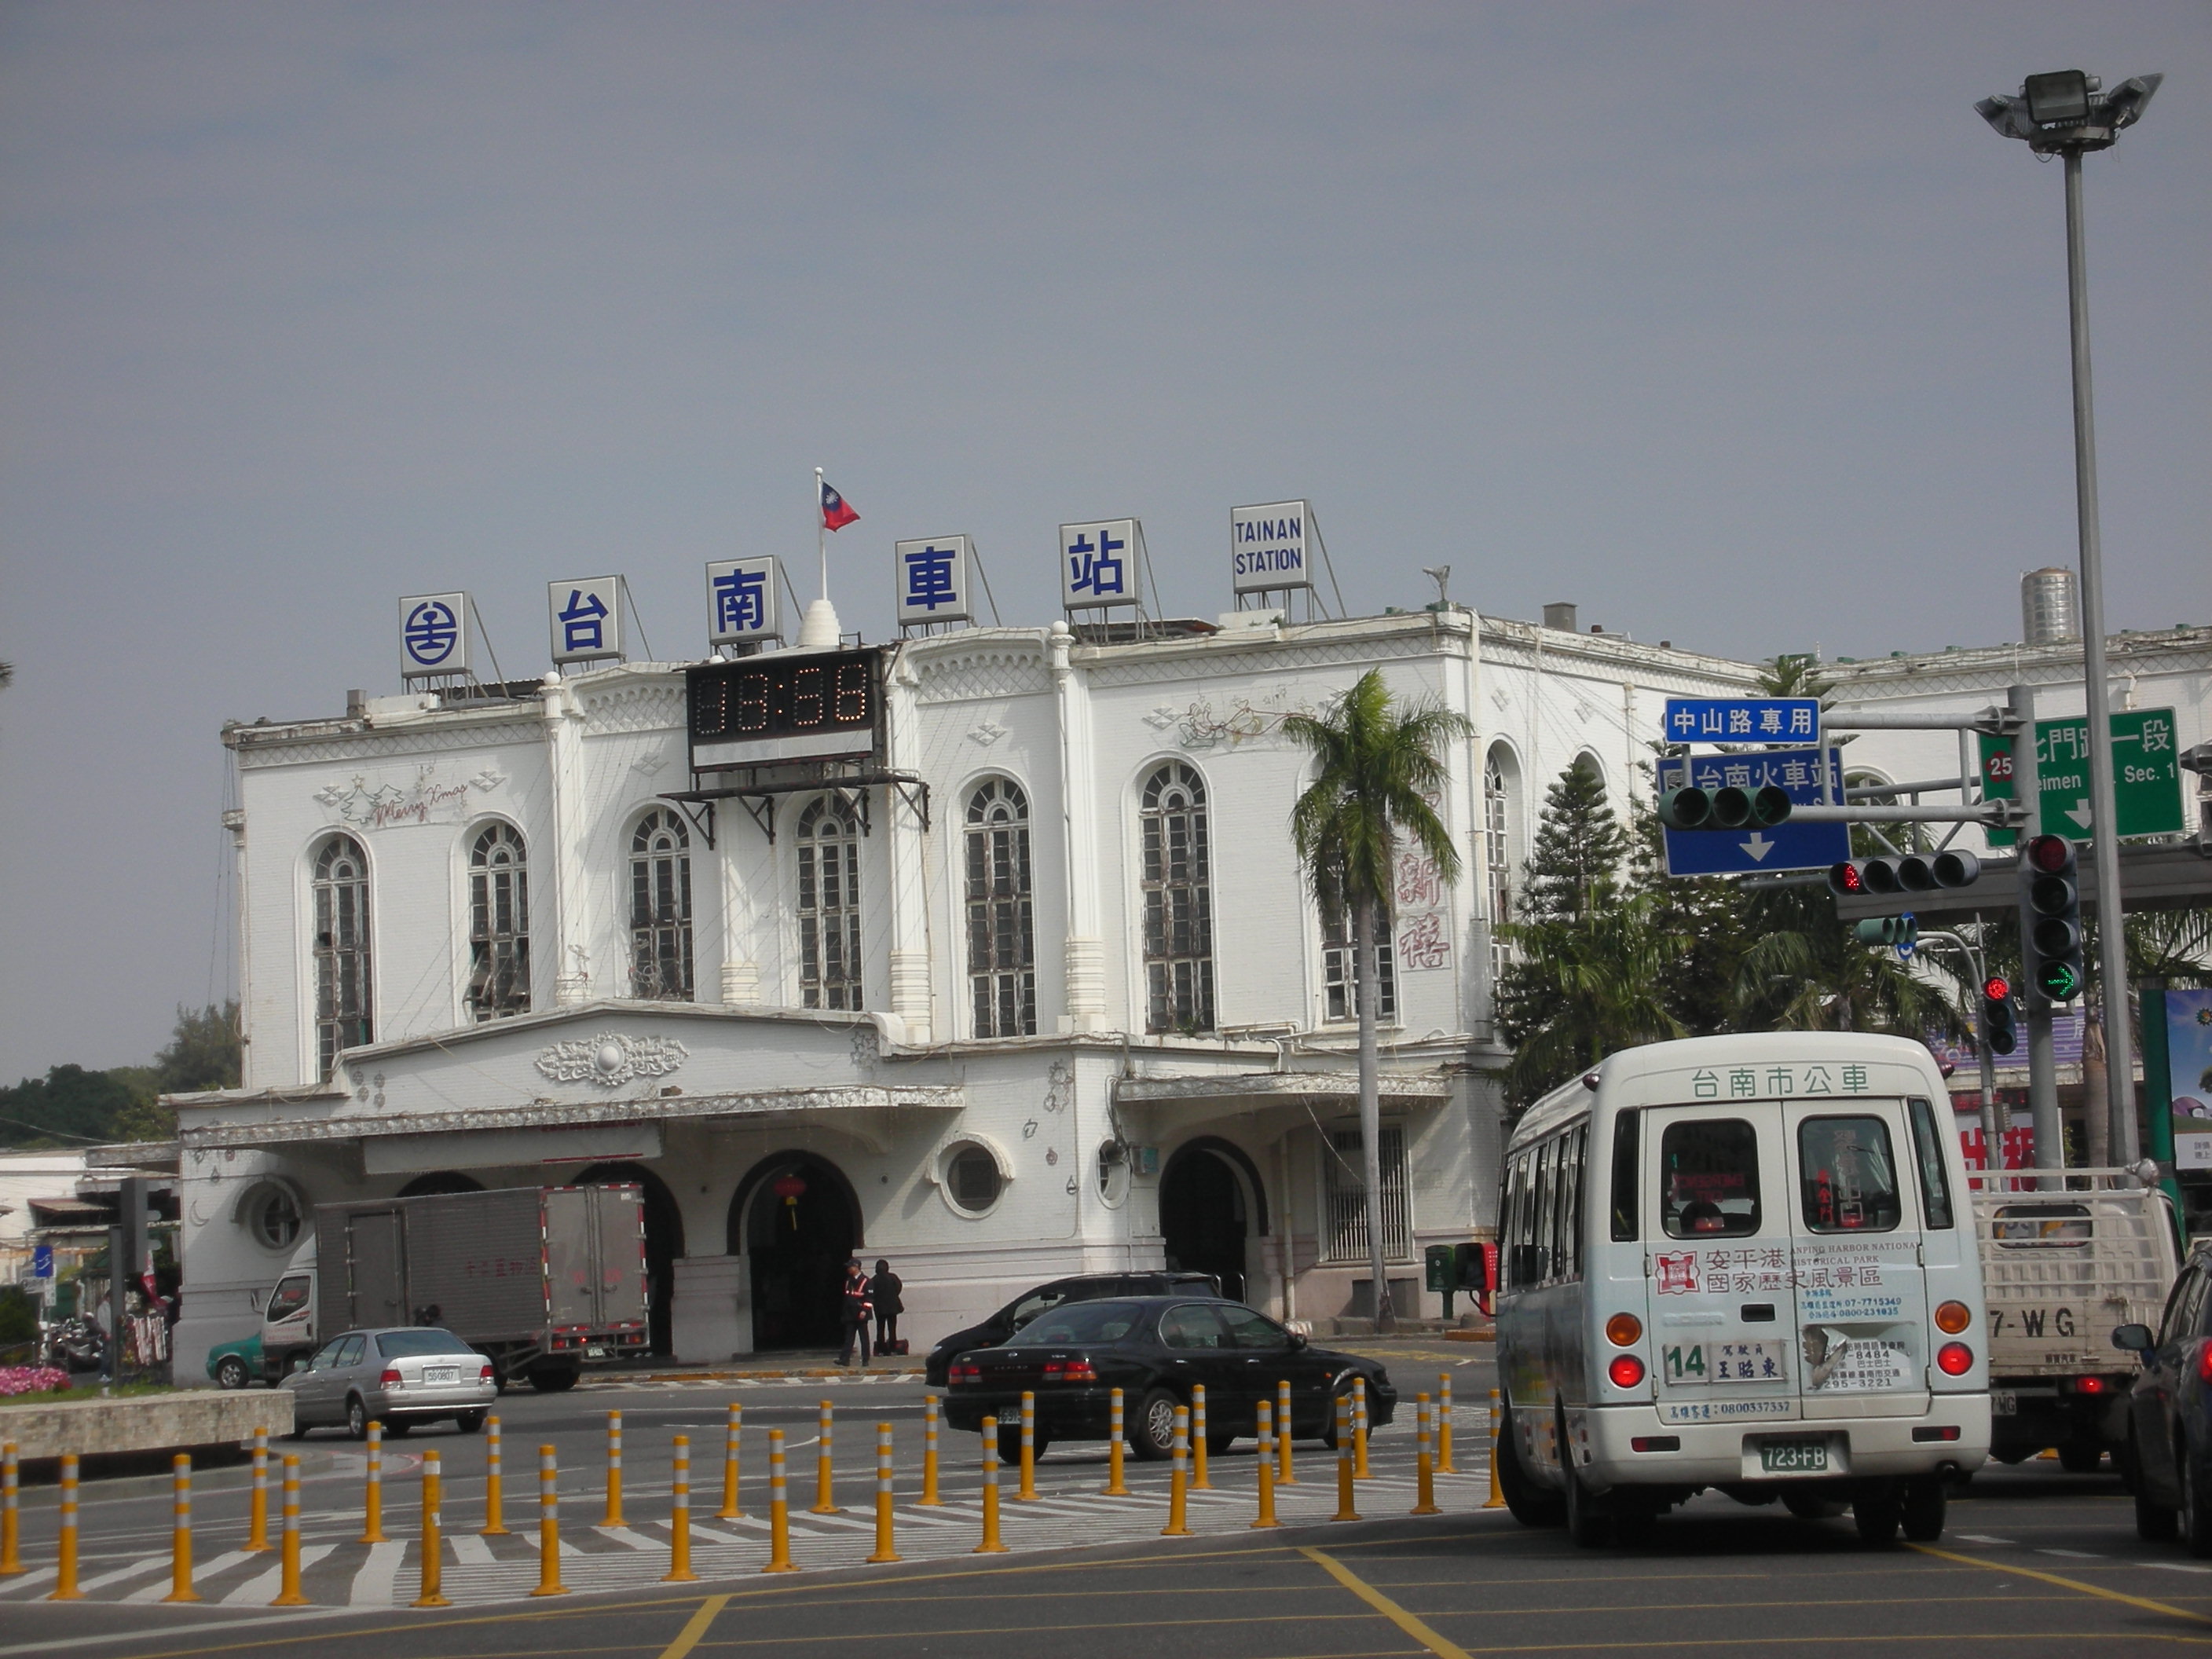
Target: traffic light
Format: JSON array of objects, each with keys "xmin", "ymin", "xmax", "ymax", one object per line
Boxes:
[
  {"xmin": 1981, "ymin": 975, "xmax": 2017, "ymax": 1056},
  {"xmin": 2023, "ymin": 833, "xmax": 2084, "ymax": 1002},
  {"xmin": 1854, "ymin": 914, "xmax": 1917, "ymax": 947},
  {"xmin": 1659, "ymin": 784, "xmax": 1792, "ymax": 832},
  {"xmin": 1828, "ymin": 851, "xmax": 1982, "ymax": 897}
]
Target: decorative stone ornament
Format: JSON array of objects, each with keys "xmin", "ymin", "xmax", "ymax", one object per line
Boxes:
[{"xmin": 533, "ymin": 1032, "xmax": 689, "ymax": 1088}]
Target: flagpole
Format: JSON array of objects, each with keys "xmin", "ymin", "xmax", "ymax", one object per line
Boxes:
[{"xmin": 813, "ymin": 467, "xmax": 828, "ymax": 603}]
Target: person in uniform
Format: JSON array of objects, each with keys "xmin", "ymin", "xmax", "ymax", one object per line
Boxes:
[{"xmin": 838, "ymin": 1259, "xmax": 873, "ymax": 1367}]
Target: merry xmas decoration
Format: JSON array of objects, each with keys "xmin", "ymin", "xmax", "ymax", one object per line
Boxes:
[{"xmin": 533, "ymin": 1033, "xmax": 689, "ymax": 1089}]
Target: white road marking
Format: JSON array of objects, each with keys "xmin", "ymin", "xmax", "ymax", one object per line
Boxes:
[
  {"xmin": 0, "ymin": 1566, "xmax": 60, "ymax": 1595},
  {"xmin": 1955, "ymin": 1534, "xmax": 2016, "ymax": 1545},
  {"xmin": 69, "ymin": 1555, "xmax": 170, "ymax": 1593},
  {"xmin": 2148, "ymin": 1562, "xmax": 2212, "ymax": 1574},
  {"xmin": 594, "ymin": 1525, "xmax": 661, "ymax": 1551},
  {"xmin": 449, "ymin": 1533, "xmax": 496, "ymax": 1566},
  {"xmin": 347, "ymin": 1540, "xmax": 407, "ymax": 1605},
  {"xmin": 2038, "ymin": 1549, "xmax": 2102, "ymax": 1559},
  {"xmin": 122, "ymin": 1549, "xmax": 253, "ymax": 1602},
  {"xmin": 222, "ymin": 1543, "xmax": 338, "ymax": 1604}
]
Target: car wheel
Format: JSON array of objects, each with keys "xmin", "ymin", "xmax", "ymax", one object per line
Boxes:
[
  {"xmin": 1320, "ymin": 1382, "xmax": 1358, "ymax": 1448},
  {"xmin": 214, "ymin": 1356, "xmax": 250, "ymax": 1390},
  {"xmin": 530, "ymin": 1365, "xmax": 580, "ymax": 1393},
  {"xmin": 1207, "ymin": 1431, "xmax": 1236, "ymax": 1456},
  {"xmin": 1900, "ymin": 1477, "xmax": 1946, "ymax": 1543},
  {"xmin": 1853, "ymin": 1482, "xmax": 1902, "ymax": 1547},
  {"xmin": 456, "ymin": 1411, "xmax": 486, "ymax": 1434},
  {"xmin": 1493, "ymin": 1395, "xmax": 1566, "ymax": 1529},
  {"xmin": 346, "ymin": 1396, "xmax": 368, "ymax": 1441},
  {"xmin": 1782, "ymin": 1489, "xmax": 1846, "ymax": 1520},
  {"xmin": 286, "ymin": 1415, "xmax": 310, "ymax": 1441},
  {"xmin": 2059, "ymin": 1442, "xmax": 2104, "ymax": 1475},
  {"xmin": 2139, "ymin": 1486, "xmax": 2182, "ymax": 1542},
  {"xmin": 1132, "ymin": 1387, "xmax": 1181, "ymax": 1461},
  {"xmin": 997, "ymin": 1422, "xmax": 1024, "ymax": 1466},
  {"xmin": 1559, "ymin": 1408, "xmax": 1611, "ymax": 1547},
  {"xmin": 2181, "ymin": 1441, "xmax": 2212, "ymax": 1559}
]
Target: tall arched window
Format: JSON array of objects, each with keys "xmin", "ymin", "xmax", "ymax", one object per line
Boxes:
[
  {"xmin": 467, "ymin": 822, "xmax": 529, "ymax": 1020},
  {"xmin": 1485, "ymin": 749, "xmax": 1514, "ymax": 976},
  {"xmin": 628, "ymin": 809, "xmax": 694, "ymax": 1001},
  {"xmin": 965, "ymin": 778, "xmax": 1035, "ymax": 1037},
  {"xmin": 311, "ymin": 835, "xmax": 372, "ymax": 1074},
  {"xmin": 1140, "ymin": 762, "xmax": 1214, "ymax": 1034},
  {"xmin": 797, "ymin": 796, "xmax": 862, "ymax": 1009}
]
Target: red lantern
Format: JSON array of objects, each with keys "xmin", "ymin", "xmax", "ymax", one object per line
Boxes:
[{"xmin": 772, "ymin": 1172, "xmax": 808, "ymax": 1231}]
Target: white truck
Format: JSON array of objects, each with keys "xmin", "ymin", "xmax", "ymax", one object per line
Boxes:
[{"xmin": 1971, "ymin": 1169, "xmax": 2181, "ymax": 1470}]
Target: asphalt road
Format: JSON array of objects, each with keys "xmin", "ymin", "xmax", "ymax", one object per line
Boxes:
[{"xmin": 6, "ymin": 1352, "xmax": 2205, "ymax": 1659}]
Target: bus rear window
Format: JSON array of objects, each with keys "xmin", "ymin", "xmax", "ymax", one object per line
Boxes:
[
  {"xmin": 1992, "ymin": 1203, "xmax": 2092, "ymax": 1247},
  {"xmin": 1661, "ymin": 1119, "xmax": 1762, "ymax": 1238},
  {"xmin": 1797, "ymin": 1115, "xmax": 1903, "ymax": 1233}
]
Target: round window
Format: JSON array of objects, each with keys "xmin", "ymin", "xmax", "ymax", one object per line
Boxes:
[
  {"xmin": 947, "ymin": 1146, "xmax": 1003, "ymax": 1214},
  {"xmin": 247, "ymin": 1184, "xmax": 302, "ymax": 1251}
]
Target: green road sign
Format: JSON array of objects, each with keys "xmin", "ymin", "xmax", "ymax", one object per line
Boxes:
[{"xmin": 1977, "ymin": 707, "xmax": 2185, "ymax": 846}]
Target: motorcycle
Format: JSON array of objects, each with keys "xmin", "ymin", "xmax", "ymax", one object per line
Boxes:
[{"xmin": 43, "ymin": 1316, "xmax": 108, "ymax": 1373}]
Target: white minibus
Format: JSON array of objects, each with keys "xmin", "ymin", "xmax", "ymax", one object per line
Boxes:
[{"xmin": 1481, "ymin": 1031, "xmax": 1990, "ymax": 1547}]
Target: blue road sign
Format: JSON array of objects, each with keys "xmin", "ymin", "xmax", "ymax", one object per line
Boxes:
[
  {"xmin": 1663, "ymin": 698, "xmax": 1822, "ymax": 745},
  {"xmin": 32, "ymin": 1243, "xmax": 53, "ymax": 1279},
  {"xmin": 1659, "ymin": 747, "xmax": 1850, "ymax": 877}
]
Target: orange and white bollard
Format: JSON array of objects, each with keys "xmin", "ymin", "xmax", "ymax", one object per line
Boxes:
[
  {"xmin": 717, "ymin": 1403, "xmax": 743, "ymax": 1520},
  {"xmin": 1353, "ymin": 1378, "xmax": 1371, "ymax": 1479},
  {"xmin": 762, "ymin": 1429, "xmax": 797, "ymax": 1573},
  {"xmin": 1103, "ymin": 1388, "xmax": 1130, "ymax": 1496},
  {"xmin": 1332, "ymin": 1397, "xmax": 1360, "ymax": 1522},
  {"xmin": 270, "ymin": 1454, "xmax": 307, "ymax": 1606},
  {"xmin": 1017, "ymin": 1392, "xmax": 1039, "ymax": 1500},
  {"xmin": 482, "ymin": 1414, "xmax": 507, "ymax": 1536},
  {"xmin": 920, "ymin": 1395, "xmax": 942, "ymax": 1506},
  {"xmin": 46, "ymin": 1452, "xmax": 80, "ymax": 1600},
  {"xmin": 531, "ymin": 1444, "xmax": 568, "ymax": 1597},
  {"xmin": 975, "ymin": 1415, "xmax": 1007, "ymax": 1554},
  {"xmin": 1485, "ymin": 1390, "xmax": 1507, "ymax": 1510},
  {"xmin": 162, "ymin": 1454, "xmax": 200, "ymax": 1602},
  {"xmin": 412, "ymin": 1449, "xmax": 449, "ymax": 1607},
  {"xmin": 813, "ymin": 1401, "xmax": 839, "ymax": 1514},
  {"xmin": 867, "ymin": 1423, "xmax": 899, "ymax": 1563},
  {"xmin": 1191, "ymin": 1385, "xmax": 1212, "ymax": 1490},
  {"xmin": 1277, "ymin": 1379, "xmax": 1297, "ymax": 1484},
  {"xmin": 662, "ymin": 1435, "xmax": 697, "ymax": 1583},
  {"xmin": 602, "ymin": 1411, "xmax": 625, "ymax": 1527},
  {"xmin": 1, "ymin": 1438, "xmax": 20, "ymax": 1576},
  {"xmin": 1251, "ymin": 1401, "xmax": 1280, "ymax": 1529},
  {"xmin": 244, "ymin": 1426, "xmax": 270, "ymax": 1551},
  {"xmin": 1412, "ymin": 1395, "xmax": 1441, "ymax": 1516},
  {"xmin": 1161, "ymin": 1406, "xmax": 1192, "ymax": 1537},
  {"xmin": 361, "ymin": 1419, "xmax": 386, "ymax": 1543},
  {"xmin": 1437, "ymin": 1373, "xmax": 1456, "ymax": 1473}
]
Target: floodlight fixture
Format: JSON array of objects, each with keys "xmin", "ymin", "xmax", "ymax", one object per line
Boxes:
[{"xmin": 1976, "ymin": 69, "xmax": 2161, "ymax": 155}]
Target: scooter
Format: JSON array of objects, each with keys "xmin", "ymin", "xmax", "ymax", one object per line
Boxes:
[{"xmin": 43, "ymin": 1316, "xmax": 108, "ymax": 1373}]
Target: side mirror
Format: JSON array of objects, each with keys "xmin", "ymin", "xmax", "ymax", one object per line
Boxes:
[
  {"xmin": 1287, "ymin": 1331, "xmax": 1309, "ymax": 1351},
  {"xmin": 2112, "ymin": 1323, "xmax": 2155, "ymax": 1353}
]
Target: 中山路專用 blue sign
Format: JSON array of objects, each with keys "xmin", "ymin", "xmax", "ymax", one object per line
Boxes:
[
  {"xmin": 1663, "ymin": 698, "xmax": 1822, "ymax": 745},
  {"xmin": 1658, "ymin": 748, "xmax": 1849, "ymax": 877}
]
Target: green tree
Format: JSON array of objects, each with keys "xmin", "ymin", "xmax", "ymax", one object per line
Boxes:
[
  {"xmin": 1285, "ymin": 669, "xmax": 1469, "ymax": 1331},
  {"xmin": 0, "ymin": 1064, "xmax": 146, "ymax": 1147}
]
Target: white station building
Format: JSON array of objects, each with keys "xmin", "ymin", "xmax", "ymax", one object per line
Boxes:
[{"xmin": 168, "ymin": 535, "xmax": 2211, "ymax": 1376}]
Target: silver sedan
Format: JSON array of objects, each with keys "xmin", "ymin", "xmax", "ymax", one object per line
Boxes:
[{"xmin": 281, "ymin": 1327, "xmax": 497, "ymax": 1438}]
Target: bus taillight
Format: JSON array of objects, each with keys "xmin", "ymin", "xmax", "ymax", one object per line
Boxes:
[{"xmin": 1607, "ymin": 1354, "xmax": 1646, "ymax": 1389}]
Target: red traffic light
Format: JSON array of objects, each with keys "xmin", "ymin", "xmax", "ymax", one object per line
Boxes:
[
  {"xmin": 2027, "ymin": 833, "xmax": 2075, "ymax": 873},
  {"xmin": 1983, "ymin": 976, "xmax": 2010, "ymax": 1001},
  {"xmin": 1829, "ymin": 861, "xmax": 1864, "ymax": 895}
]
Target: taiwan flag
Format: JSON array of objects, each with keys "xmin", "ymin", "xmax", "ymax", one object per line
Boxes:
[{"xmin": 819, "ymin": 476, "xmax": 860, "ymax": 532}]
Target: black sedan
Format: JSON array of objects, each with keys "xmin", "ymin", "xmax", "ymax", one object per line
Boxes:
[
  {"xmin": 924, "ymin": 1270, "xmax": 1217, "ymax": 1386},
  {"xmin": 943, "ymin": 1295, "xmax": 1396, "ymax": 1461}
]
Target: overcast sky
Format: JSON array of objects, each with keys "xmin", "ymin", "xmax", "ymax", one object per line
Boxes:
[{"xmin": 2, "ymin": 2, "xmax": 2206, "ymax": 1077}]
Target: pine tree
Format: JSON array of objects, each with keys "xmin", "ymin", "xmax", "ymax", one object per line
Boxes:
[{"xmin": 1518, "ymin": 755, "xmax": 1631, "ymax": 925}]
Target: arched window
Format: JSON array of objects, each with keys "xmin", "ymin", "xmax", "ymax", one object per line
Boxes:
[
  {"xmin": 466, "ymin": 822, "xmax": 529, "ymax": 1020},
  {"xmin": 1321, "ymin": 907, "xmax": 1397, "ymax": 1024},
  {"xmin": 965, "ymin": 778, "xmax": 1036, "ymax": 1037},
  {"xmin": 1485, "ymin": 748, "xmax": 1514, "ymax": 976},
  {"xmin": 628, "ymin": 809, "xmax": 694, "ymax": 1001},
  {"xmin": 311, "ymin": 835, "xmax": 372, "ymax": 1074},
  {"xmin": 1140, "ymin": 762, "xmax": 1214, "ymax": 1034},
  {"xmin": 797, "ymin": 796, "xmax": 862, "ymax": 1010}
]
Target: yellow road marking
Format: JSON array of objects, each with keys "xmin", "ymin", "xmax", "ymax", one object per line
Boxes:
[
  {"xmin": 1908, "ymin": 1543, "xmax": 2212, "ymax": 1628},
  {"xmin": 1299, "ymin": 1545, "xmax": 1472, "ymax": 1659},
  {"xmin": 659, "ymin": 1594, "xmax": 731, "ymax": 1659}
]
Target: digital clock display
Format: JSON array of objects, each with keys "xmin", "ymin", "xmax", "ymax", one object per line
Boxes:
[{"xmin": 687, "ymin": 648, "xmax": 883, "ymax": 770}]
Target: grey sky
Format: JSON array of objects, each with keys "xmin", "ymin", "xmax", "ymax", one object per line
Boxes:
[{"xmin": 2, "ymin": 2, "xmax": 2206, "ymax": 1075}]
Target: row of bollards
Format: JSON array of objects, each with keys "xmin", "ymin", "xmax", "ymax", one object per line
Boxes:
[{"xmin": 4, "ymin": 1375, "xmax": 1508, "ymax": 1602}]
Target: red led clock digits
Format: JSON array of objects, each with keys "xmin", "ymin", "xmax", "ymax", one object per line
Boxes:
[
  {"xmin": 833, "ymin": 659, "xmax": 870, "ymax": 723},
  {"xmin": 789, "ymin": 665, "xmax": 827, "ymax": 726},
  {"xmin": 734, "ymin": 672, "xmax": 770, "ymax": 732}
]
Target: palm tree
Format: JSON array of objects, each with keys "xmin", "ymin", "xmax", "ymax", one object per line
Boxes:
[{"xmin": 1285, "ymin": 669, "xmax": 1470, "ymax": 1331}]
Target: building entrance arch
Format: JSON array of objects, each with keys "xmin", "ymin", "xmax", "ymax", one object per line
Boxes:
[
  {"xmin": 727, "ymin": 1152, "xmax": 862, "ymax": 1352},
  {"xmin": 1159, "ymin": 1137, "xmax": 1267, "ymax": 1302},
  {"xmin": 573, "ymin": 1162, "xmax": 685, "ymax": 1357}
]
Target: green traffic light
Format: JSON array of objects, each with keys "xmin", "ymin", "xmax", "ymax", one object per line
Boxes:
[{"xmin": 2035, "ymin": 960, "xmax": 2082, "ymax": 1001}]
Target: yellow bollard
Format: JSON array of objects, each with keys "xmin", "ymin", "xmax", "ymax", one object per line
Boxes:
[
  {"xmin": 1251, "ymin": 1401, "xmax": 1280, "ymax": 1529},
  {"xmin": 361, "ymin": 1419, "xmax": 386, "ymax": 1543},
  {"xmin": 1353, "ymin": 1378, "xmax": 1372, "ymax": 1479},
  {"xmin": 1484, "ymin": 1390, "xmax": 1507, "ymax": 1510},
  {"xmin": 813, "ymin": 1400, "xmax": 839, "ymax": 1514},
  {"xmin": 867, "ymin": 1423, "xmax": 900, "ymax": 1563},
  {"xmin": 662, "ymin": 1435, "xmax": 697, "ymax": 1583},
  {"xmin": 1277, "ymin": 1380, "xmax": 1297, "ymax": 1484},
  {"xmin": 1191, "ymin": 1384, "xmax": 1212, "ymax": 1489},
  {"xmin": 1412, "ymin": 1396, "xmax": 1441, "ymax": 1516},
  {"xmin": 602, "ymin": 1410, "xmax": 625, "ymax": 1527},
  {"xmin": 482, "ymin": 1414, "xmax": 507, "ymax": 1536},
  {"xmin": 717, "ymin": 1403, "xmax": 743, "ymax": 1520},
  {"xmin": 1, "ymin": 1438, "xmax": 20, "ymax": 1576},
  {"xmin": 974, "ymin": 1415, "xmax": 1007, "ymax": 1554},
  {"xmin": 270, "ymin": 1454, "xmax": 307, "ymax": 1606},
  {"xmin": 1437, "ymin": 1373, "xmax": 1456, "ymax": 1473},
  {"xmin": 1017, "ymin": 1392, "xmax": 1039, "ymax": 1500},
  {"xmin": 1332, "ymin": 1397, "xmax": 1360, "ymax": 1522},
  {"xmin": 1103, "ymin": 1387, "xmax": 1130, "ymax": 1496},
  {"xmin": 244, "ymin": 1426, "xmax": 269, "ymax": 1551},
  {"xmin": 1161, "ymin": 1405, "xmax": 1192, "ymax": 1536},
  {"xmin": 531, "ymin": 1444, "xmax": 568, "ymax": 1597},
  {"xmin": 412, "ymin": 1449, "xmax": 450, "ymax": 1607},
  {"xmin": 762, "ymin": 1429, "xmax": 797, "ymax": 1573},
  {"xmin": 46, "ymin": 1452, "xmax": 79, "ymax": 1600},
  {"xmin": 920, "ymin": 1395, "xmax": 942, "ymax": 1506},
  {"xmin": 162, "ymin": 1453, "xmax": 201, "ymax": 1602}
]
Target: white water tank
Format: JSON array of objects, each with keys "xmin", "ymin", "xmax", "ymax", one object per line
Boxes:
[{"xmin": 2020, "ymin": 567, "xmax": 2080, "ymax": 646}]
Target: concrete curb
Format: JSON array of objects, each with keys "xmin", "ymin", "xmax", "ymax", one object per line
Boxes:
[{"xmin": 0, "ymin": 1387, "xmax": 294, "ymax": 1460}]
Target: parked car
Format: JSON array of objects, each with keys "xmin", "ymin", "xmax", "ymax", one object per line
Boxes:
[
  {"xmin": 2121, "ymin": 1243, "xmax": 2212, "ymax": 1550},
  {"xmin": 925, "ymin": 1271, "xmax": 1217, "ymax": 1386},
  {"xmin": 206, "ymin": 1333, "xmax": 264, "ymax": 1390},
  {"xmin": 280, "ymin": 1327, "xmax": 497, "ymax": 1439},
  {"xmin": 943, "ymin": 1295, "xmax": 1395, "ymax": 1461}
]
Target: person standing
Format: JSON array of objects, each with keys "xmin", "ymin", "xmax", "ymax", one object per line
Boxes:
[
  {"xmin": 868, "ymin": 1258, "xmax": 903, "ymax": 1354},
  {"xmin": 838, "ymin": 1259, "xmax": 873, "ymax": 1368}
]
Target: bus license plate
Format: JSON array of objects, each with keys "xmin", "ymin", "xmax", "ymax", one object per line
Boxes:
[
  {"xmin": 1990, "ymin": 1390, "xmax": 2016, "ymax": 1417},
  {"xmin": 1760, "ymin": 1438, "xmax": 1828, "ymax": 1474}
]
